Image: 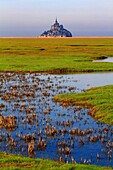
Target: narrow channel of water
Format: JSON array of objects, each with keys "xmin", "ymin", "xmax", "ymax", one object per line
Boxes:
[
  {"xmin": 0, "ymin": 72, "xmax": 113, "ymax": 167},
  {"xmin": 93, "ymin": 57, "xmax": 113, "ymax": 63}
]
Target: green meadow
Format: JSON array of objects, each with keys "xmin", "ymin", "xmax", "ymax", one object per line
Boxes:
[
  {"xmin": 0, "ymin": 38, "xmax": 113, "ymax": 72},
  {"xmin": 0, "ymin": 38, "xmax": 113, "ymax": 169},
  {"xmin": 54, "ymin": 85, "xmax": 113, "ymax": 125},
  {"xmin": 0, "ymin": 152, "xmax": 112, "ymax": 170}
]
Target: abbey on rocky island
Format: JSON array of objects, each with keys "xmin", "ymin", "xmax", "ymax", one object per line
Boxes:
[{"xmin": 40, "ymin": 18, "xmax": 72, "ymax": 37}]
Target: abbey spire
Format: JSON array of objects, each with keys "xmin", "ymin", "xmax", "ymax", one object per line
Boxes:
[{"xmin": 55, "ymin": 18, "xmax": 58, "ymax": 24}]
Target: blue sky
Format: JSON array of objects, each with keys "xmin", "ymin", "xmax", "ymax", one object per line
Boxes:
[{"xmin": 0, "ymin": 0, "xmax": 113, "ymax": 37}]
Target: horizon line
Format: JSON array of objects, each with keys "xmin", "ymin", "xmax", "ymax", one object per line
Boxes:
[{"xmin": 0, "ymin": 36, "xmax": 113, "ymax": 38}]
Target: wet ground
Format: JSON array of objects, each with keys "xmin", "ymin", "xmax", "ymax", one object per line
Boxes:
[{"xmin": 0, "ymin": 72, "xmax": 113, "ymax": 167}]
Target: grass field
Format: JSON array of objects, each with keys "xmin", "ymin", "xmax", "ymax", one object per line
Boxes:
[
  {"xmin": 53, "ymin": 85, "xmax": 113, "ymax": 125},
  {"xmin": 0, "ymin": 152, "xmax": 112, "ymax": 170},
  {"xmin": 0, "ymin": 38, "xmax": 113, "ymax": 72}
]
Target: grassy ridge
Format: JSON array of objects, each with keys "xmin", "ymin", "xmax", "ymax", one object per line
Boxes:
[
  {"xmin": 53, "ymin": 85, "xmax": 113, "ymax": 125},
  {"xmin": 0, "ymin": 152, "xmax": 112, "ymax": 170},
  {"xmin": 0, "ymin": 38, "xmax": 113, "ymax": 72}
]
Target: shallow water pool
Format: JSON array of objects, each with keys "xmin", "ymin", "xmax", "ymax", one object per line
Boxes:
[{"xmin": 0, "ymin": 72, "xmax": 113, "ymax": 167}]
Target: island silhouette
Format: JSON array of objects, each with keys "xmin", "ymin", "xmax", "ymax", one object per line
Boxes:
[{"xmin": 40, "ymin": 18, "xmax": 72, "ymax": 37}]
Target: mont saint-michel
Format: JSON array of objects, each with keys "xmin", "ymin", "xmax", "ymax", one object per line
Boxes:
[{"xmin": 40, "ymin": 18, "xmax": 72, "ymax": 37}]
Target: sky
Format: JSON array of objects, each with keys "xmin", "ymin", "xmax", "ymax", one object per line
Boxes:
[{"xmin": 0, "ymin": 0, "xmax": 113, "ymax": 37}]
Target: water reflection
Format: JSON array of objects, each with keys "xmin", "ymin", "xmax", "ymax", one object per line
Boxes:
[
  {"xmin": 93, "ymin": 57, "xmax": 113, "ymax": 63},
  {"xmin": 0, "ymin": 72, "xmax": 113, "ymax": 167}
]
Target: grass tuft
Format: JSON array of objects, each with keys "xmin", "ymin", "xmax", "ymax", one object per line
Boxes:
[{"xmin": 53, "ymin": 85, "xmax": 113, "ymax": 125}]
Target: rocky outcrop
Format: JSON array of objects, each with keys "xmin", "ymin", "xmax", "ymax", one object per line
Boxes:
[{"xmin": 40, "ymin": 19, "xmax": 72, "ymax": 37}]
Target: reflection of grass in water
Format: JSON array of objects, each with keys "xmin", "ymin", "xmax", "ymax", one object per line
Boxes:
[
  {"xmin": 0, "ymin": 38, "xmax": 113, "ymax": 72},
  {"xmin": 0, "ymin": 152, "xmax": 112, "ymax": 170},
  {"xmin": 54, "ymin": 85, "xmax": 113, "ymax": 125}
]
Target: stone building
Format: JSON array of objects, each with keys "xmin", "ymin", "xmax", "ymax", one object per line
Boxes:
[{"xmin": 40, "ymin": 18, "xmax": 72, "ymax": 37}]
